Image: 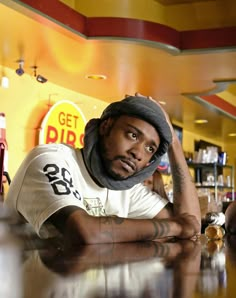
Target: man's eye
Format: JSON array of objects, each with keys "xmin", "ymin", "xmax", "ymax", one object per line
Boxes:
[
  {"xmin": 128, "ymin": 132, "xmax": 137, "ymax": 140},
  {"xmin": 146, "ymin": 146, "xmax": 155, "ymax": 153}
]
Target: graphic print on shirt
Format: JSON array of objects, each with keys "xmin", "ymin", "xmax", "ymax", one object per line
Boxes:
[
  {"xmin": 83, "ymin": 197, "xmax": 106, "ymax": 216},
  {"xmin": 43, "ymin": 163, "xmax": 81, "ymax": 200}
]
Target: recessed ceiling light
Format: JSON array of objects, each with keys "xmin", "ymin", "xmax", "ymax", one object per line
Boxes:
[
  {"xmin": 85, "ymin": 74, "xmax": 107, "ymax": 80},
  {"xmin": 194, "ymin": 119, "xmax": 208, "ymax": 124},
  {"xmin": 228, "ymin": 133, "xmax": 236, "ymax": 137}
]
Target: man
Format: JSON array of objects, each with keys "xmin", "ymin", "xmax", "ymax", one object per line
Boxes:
[{"xmin": 5, "ymin": 95, "xmax": 201, "ymax": 245}]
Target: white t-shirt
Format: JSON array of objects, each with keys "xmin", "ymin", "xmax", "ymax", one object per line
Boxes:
[{"xmin": 5, "ymin": 143, "xmax": 168, "ymax": 238}]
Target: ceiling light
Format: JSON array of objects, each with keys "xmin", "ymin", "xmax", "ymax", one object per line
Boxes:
[
  {"xmin": 15, "ymin": 59, "xmax": 24, "ymax": 76},
  {"xmin": 85, "ymin": 74, "xmax": 107, "ymax": 80},
  {"xmin": 158, "ymin": 100, "xmax": 166, "ymax": 105},
  {"xmin": 228, "ymin": 133, "xmax": 236, "ymax": 137},
  {"xmin": 194, "ymin": 119, "xmax": 208, "ymax": 124}
]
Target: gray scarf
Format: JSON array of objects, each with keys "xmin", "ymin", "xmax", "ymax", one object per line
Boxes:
[{"xmin": 83, "ymin": 96, "xmax": 172, "ymax": 190}]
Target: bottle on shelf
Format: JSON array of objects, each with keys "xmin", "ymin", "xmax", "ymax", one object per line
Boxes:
[{"xmin": 0, "ymin": 113, "xmax": 8, "ymax": 193}]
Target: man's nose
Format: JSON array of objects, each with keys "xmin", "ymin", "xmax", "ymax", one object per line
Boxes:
[{"xmin": 129, "ymin": 143, "xmax": 144, "ymax": 161}]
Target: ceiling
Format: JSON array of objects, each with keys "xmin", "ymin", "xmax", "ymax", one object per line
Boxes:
[
  {"xmin": 156, "ymin": 0, "xmax": 215, "ymax": 5},
  {"xmin": 0, "ymin": 0, "xmax": 236, "ymax": 145}
]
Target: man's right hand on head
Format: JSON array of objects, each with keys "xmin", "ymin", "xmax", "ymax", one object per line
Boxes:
[{"xmin": 134, "ymin": 92, "xmax": 176, "ymax": 143}]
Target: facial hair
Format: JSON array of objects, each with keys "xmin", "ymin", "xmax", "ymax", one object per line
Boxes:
[{"xmin": 98, "ymin": 137, "xmax": 129, "ymax": 180}]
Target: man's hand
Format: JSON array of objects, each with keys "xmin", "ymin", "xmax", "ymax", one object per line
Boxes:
[
  {"xmin": 134, "ymin": 92, "xmax": 176, "ymax": 142},
  {"xmin": 173, "ymin": 213, "xmax": 201, "ymax": 239}
]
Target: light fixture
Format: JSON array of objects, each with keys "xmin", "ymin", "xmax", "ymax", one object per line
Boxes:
[
  {"xmin": 228, "ymin": 133, "xmax": 236, "ymax": 137},
  {"xmin": 15, "ymin": 59, "xmax": 24, "ymax": 76},
  {"xmin": 85, "ymin": 74, "xmax": 107, "ymax": 80},
  {"xmin": 1, "ymin": 68, "xmax": 9, "ymax": 88},
  {"xmin": 36, "ymin": 74, "xmax": 47, "ymax": 83},
  {"xmin": 31, "ymin": 65, "xmax": 48, "ymax": 83},
  {"xmin": 1, "ymin": 76, "xmax": 9, "ymax": 88},
  {"xmin": 194, "ymin": 119, "xmax": 208, "ymax": 124}
]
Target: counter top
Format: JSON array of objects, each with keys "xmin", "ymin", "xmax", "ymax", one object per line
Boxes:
[{"xmin": 3, "ymin": 224, "xmax": 236, "ymax": 298}]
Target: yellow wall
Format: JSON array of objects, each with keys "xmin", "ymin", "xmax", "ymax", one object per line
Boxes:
[
  {"xmin": 1, "ymin": 65, "xmax": 235, "ymax": 191},
  {"xmin": 0, "ymin": 66, "xmax": 107, "ymax": 179}
]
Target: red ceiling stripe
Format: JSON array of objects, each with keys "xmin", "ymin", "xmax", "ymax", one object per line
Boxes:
[
  {"xmin": 87, "ymin": 17, "xmax": 180, "ymax": 48},
  {"xmin": 200, "ymin": 95, "xmax": 236, "ymax": 117},
  {"xmin": 181, "ymin": 27, "xmax": 236, "ymax": 50},
  {"xmin": 16, "ymin": 0, "xmax": 87, "ymax": 34},
  {"xmin": 16, "ymin": 0, "xmax": 236, "ymax": 51}
]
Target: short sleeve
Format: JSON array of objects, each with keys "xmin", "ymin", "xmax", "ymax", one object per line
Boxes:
[
  {"xmin": 128, "ymin": 183, "xmax": 169, "ymax": 219},
  {"xmin": 15, "ymin": 147, "xmax": 85, "ymax": 237}
]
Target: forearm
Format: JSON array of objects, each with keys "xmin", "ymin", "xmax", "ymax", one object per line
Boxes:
[
  {"xmin": 42, "ymin": 241, "xmax": 184, "ymax": 275},
  {"xmin": 65, "ymin": 209, "xmax": 182, "ymax": 245},
  {"xmin": 173, "ymin": 241, "xmax": 201, "ymax": 298},
  {"xmin": 68, "ymin": 241, "xmax": 175, "ymax": 270},
  {"xmin": 168, "ymin": 137, "xmax": 201, "ymax": 224}
]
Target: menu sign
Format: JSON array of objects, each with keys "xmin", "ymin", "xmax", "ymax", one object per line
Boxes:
[{"xmin": 39, "ymin": 100, "xmax": 86, "ymax": 148}]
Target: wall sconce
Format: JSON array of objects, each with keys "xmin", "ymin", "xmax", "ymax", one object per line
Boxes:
[
  {"xmin": 15, "ymin": 59, "xmax": 24, "ymax": 76},
  {"xmin": 1, "ymin": 67, "xmax": 9, "ymax": 88},
  {"xmin": 31, "ymin": 65, "xmax": 47, "ymax": 83},
  {"xmin": 1, "ymin": 76, "xmax": 9, "ymax": 88}
]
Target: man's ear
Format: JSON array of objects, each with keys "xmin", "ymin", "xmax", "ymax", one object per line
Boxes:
[{"xmin": 99, "ymin": 118, "xmax": 114, "ymax": 136}]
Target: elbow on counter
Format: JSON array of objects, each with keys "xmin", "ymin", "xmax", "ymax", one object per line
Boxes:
[{"xmin": 64, "ymin": 210, "xmax": 113, "ymax": 246}]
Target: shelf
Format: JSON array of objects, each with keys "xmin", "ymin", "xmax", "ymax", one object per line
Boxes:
[
  {"xmin": 195, "ymin": 186, "xmax": 233, "ymax": 189},
  {"xmin": 187, "ymin": 162, "xmax": 233, "ymax": 169},
  {"xmin": 187, "ymin": 162, "xmax": 235, "ymax": 201}
]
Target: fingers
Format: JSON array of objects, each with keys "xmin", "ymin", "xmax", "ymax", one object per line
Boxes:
[
  {"xmin": 190, "ymin": 234, "xmax": 201, "ymax": 242},
  {"xmin": 176, "ymin": 213, "xmax": 201, "ymax": 239},
  {"xmin": 134, "ymin": 92, "xmax": 175, "ymax": 139},
  {"xmin": 125, "ymin": 94, "xmax": 131, "ymax": 98},
  {"xmin": 135, "ymin": 92, "xmax": 144, "ymax": 97},
  {"xmin": 135, "ymin": 92, "xmax": 155, "ymax": 102},
  {"xmin": 135, "ymin": 92, "xmax": 172, "ymax": 123},
  {"xmin": 135, "ymin": 92, "xmax": 165, "ymax": 110},
  {"xmin": 135, "ymin": 92, "xmax": 158, "ymax": 105}
]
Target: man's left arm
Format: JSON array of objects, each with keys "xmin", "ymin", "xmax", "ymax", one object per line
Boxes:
[
  {"xmin": 135, "ymin": 92, "xmax": 201, "ymax": 228},
  {"xmin": 155, "ymin": 129, "xmax": 201, "ymax": 227},
  {"xmin": 153, "ymin": 135, "xmax": 201, "ymax": 237},
  {"xmin": 168, "ymin": 134, "xmax": 201, "ymax": 223}
]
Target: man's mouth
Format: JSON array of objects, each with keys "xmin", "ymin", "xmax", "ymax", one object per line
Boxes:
[{"xmin": 120, "ymin": 159, "xmax": 136, "ymax": 173}]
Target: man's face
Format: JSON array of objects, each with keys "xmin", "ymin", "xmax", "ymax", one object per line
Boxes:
[{"xmin": 99, "ymin": 115, "xmax": 161, "ymax": 180}]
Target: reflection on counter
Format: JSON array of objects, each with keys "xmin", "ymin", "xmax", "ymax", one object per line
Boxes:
[
  {"xmin": 22, "ymin": 240, "xmax": 201, "ymax": 298},
  {"xmin": 17, "ymin": 234, "xmax": 236, "ymax": 298},
  {"xmin": 1, "ymin": 203, "xmax": 236, "ymax": 298}
]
